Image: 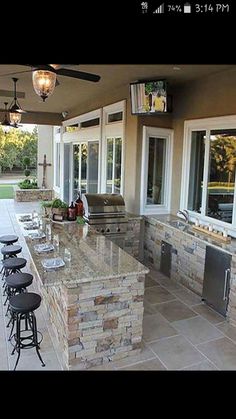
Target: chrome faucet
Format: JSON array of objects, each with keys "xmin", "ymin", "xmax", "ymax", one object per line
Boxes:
[{"xmin": 177, "ymin": 209, "xmax": 190, "ymax": 223}]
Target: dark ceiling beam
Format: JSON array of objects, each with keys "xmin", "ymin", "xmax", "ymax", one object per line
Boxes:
[
  {"xmin": 0, "ymin": 90, "xmax": 25, "ymax": 98},
  {"xmin": 0, "ymin": 110, "xmax": 62, "ymax": 125}
]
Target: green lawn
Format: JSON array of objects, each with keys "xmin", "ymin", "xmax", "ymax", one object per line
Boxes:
[{"xmin": 0, "ymin": 184, "xmax": 16, "ymax": 199}]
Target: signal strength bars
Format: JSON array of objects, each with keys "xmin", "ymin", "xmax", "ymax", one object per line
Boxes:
[{"xmin": 153, "ymin": 3, "xmax": 164, "ymax": 13}]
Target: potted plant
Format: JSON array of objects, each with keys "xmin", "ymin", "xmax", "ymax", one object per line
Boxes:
[
  {"xmin": 41, "ymin": 200, "xmax": 53, "ymax": 218},
  {"xmin": 51, "ymin": 198, "xmax": 68, "ymax": 220}
]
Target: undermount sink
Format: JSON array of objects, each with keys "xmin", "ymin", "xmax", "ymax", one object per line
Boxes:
[{"xmin": 169, "ymin": 220, "xmax": 189, "ymax": 231}]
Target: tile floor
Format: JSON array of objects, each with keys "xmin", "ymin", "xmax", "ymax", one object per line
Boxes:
[{"xmin": 1, "ymin": 199, "xmax": 236, "ymax": 370}]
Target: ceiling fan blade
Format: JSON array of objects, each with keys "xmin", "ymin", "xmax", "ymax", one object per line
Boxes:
[
  {"xmin": 0, "ymin": 70, "xmax": 32, "ymax": 78},
  {"xmin": 56, "ymin": 68, "xmax": 100, "ymax": 82},
  {"xmin": 23, "ymin": 64, "xmax": 55, "ymax": 72}
]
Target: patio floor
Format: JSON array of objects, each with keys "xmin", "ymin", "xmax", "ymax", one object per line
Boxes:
[{"xmin": 1, "ymin": 199, "xmax": 236, "ymax": 370}]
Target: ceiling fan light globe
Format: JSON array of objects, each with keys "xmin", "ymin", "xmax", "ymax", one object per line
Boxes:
[{"xmin": 32, "ymin": 70, "xmax": 57, "ymax": 101}]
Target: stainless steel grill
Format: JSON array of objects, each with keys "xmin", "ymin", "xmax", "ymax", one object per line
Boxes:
[{"xmin": 82, "ymin": 193, "xmax": 128, "ymax": 235}]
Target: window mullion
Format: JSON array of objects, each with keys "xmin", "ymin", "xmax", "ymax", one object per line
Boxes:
[
  {"xmin": 79, "ymin": 144, "xmax": 82, "ymax": 192},
  {"xmin": 112, "ymin": 138, "xmax": 116, "ymax": 194},
  {"xmin": 201, "ymin": 129, "xmax": 210, "ymax": 216}
]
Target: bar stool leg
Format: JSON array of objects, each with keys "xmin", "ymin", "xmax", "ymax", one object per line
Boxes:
[
  {"xmin": 8, "ymin": 311, "xmax": 16, "ymax": 340},
  {"xmin": 11, "ymin": 314, "xmax": 21, "ymax": 371},
  {"xmin": 31, "ymin": 313, "xmax": 45, "ymax": 367}
]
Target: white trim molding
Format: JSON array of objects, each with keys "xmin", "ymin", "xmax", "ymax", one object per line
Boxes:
[
  {"xmin": 140, "ymin": 126, "xmax": 173, "ymax": 215},
  {"xmin": 180, "ymin": 115, "xmax": 236, "ymax": 237}
]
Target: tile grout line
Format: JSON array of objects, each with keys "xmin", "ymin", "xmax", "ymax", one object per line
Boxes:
[
  {"xmin": 179, "ymin": 333, "xmax": 220, "ymax": 370},
  {"xmin": 145, "ymin": 344, "xmax": 170, "ymax": 370}
]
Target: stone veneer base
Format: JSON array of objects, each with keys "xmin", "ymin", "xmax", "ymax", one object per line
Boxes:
[
  {"xmin": 15, "ymin": 188, "xmax": 53, "ymax": 202},
  {"xmin": 32, "ymin": 265, "xmax": 144, "ymax": 370},
  {"xmin": 144, "ymin": 216, "xmax": 236, "ymax": 325}
]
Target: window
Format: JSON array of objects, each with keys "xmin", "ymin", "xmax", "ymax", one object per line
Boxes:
[
  {"xmin": 73, "ymin": 141, "xmax": 99, "ymax": 199},
  {"xmin": 65, "ymin": 124, "xmax": 79, "ymax": 133},
  {"xmin": 107, "ymin": 112, "xmax": 123, "ymax": 123},
  {"xmin": 106, "ymin": 137, "xmax": 122, "ymax": 193},
  {"xmin": 102, "ymin": 100, "xmax": 125, "ymax": 194},
  {"xmin": 181, "ymin": 117, "xmax": 236, "ymax": 234},
  {"xmin": 80, "ymin": 118, "xmax": 100, "ymax": 128},
  {"xmin": 140, "ymin": 126, "xmax": 173, "ymax": 215},
  {"xmin": 55, "ymin": 143, "xmax": 60, "ymax": 188}
]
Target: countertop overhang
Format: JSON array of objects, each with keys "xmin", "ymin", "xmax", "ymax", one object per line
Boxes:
[{"xmin": 26, "ymin": 222, "xmax": 148, "ymax": 287}]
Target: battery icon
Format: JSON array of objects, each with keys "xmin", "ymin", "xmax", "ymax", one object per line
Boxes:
[{"xmin": 184, "ymin": 3, "xmax": 191, "ymax": 13}]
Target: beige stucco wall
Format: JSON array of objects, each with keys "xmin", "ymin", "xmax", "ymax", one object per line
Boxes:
[
  {"xmin": 37, "ymin": 125, "xmax": 54, "ymax": 189},
  {"xmin": 133, "ymin": 67, "xmax": 236, "ymax": 215},
  {"xmin": 44, "ymin": 67, "xmax": 236, "ymax": 215},
  {"xmin": 169, "ymin": 67, "xmax": 236, "ymax": 214}
]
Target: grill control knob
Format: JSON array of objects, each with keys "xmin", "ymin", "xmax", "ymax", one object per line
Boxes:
[
  {"xmin": 101, "ymin": 229, "xmax": 105, "ymax": 233},
  {"xmin": 106, "ymin": 228, "xmax": 110, "ymax": 233},
  {"xmin": 117, "ymin": 227, "xmax": 120, "ymax": 232}
]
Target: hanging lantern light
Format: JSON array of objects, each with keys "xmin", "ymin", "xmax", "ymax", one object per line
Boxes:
[
  {"xmin": 9, "ymin": 78, "xmax": 25, "ymax": 126},
  {"xmin": 32, "ymin": 70, "xmax": 57, "ymax": 102}
]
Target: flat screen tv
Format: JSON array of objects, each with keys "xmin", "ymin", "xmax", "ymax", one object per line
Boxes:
[{"xmin": 130, "ymin": 79, "xmax": 171, "ymax": 115}]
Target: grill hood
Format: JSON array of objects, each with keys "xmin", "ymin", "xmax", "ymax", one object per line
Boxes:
[{"xmin": 82, "ymin": 193, "xmax": 126, "ymax": 219}]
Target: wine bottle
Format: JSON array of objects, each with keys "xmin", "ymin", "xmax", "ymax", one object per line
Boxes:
[
  {"xmin": 68, "ymin": 201, "xmax": 76, "ymax": 221},
  {"xmin": 75, "ymin": 192, "xmax": 84, "ymax": 216}
]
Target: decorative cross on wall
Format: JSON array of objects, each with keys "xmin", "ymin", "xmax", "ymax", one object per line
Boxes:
[{"xmin": 38, "ymin": 154, "xmax": 52, "ymax": 189}]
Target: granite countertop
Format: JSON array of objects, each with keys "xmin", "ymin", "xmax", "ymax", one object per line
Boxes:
[
  {"xmin": 145, "ymin": 214, "xmax": 236, "ymax": 255},
  {"xmin": 25, "ymin": 221, "xmax": 149, "ymax": 287},
  {"xmin": 125, "ymin": 212, "xmax": 143, "ymax": 221}
]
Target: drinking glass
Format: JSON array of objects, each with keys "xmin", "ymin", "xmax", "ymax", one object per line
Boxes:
[
  {"xmin": 64, "ymin": 247, "xmax": 71, "ymax": 264},
  {"xmin": 46, "ymin": 223, "xmax": 52, "ymax": 241},
  {"xmin": 53, "ymin": 233, "xmax": 59, "ymax": 251}
]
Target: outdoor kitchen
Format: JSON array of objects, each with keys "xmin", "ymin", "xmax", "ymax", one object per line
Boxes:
[
  {"xmin": 3, "ymin": 64, "xmax": 236, "ymax": 371},
  {"xmin": 18, "ymin": 204, "xmax": 148, "ymax": 370}
]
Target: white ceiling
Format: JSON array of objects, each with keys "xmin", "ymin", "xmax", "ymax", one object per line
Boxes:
[{"xmin": 0, "ymin": 64, "xmax": 234, "ymax": 119}]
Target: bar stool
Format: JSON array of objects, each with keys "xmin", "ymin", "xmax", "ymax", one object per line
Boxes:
[
  {"xmin": 0, "ymin": 236, "xmax": 19, "ymax": 274},
  {"xmin": 1, "ymin": 245, "xmax": 22, "ymax": 260},
  {"xmin": 2, "ymin": 257, "xmax": 27, "ymax": 279},
  {"xmin": 0, "ymin": 235, "xmax": 18, "ymax": 246},
  {"xmin": 9, "ymin": 292, "xmax": 45, "ymax": 370},
  {"xmin": 5, "ymin": 273, "xmax": 33, "ymax": 331},
  {"xmin": 2, "ymin": 258, "xmax": 27, "ymax": 297}
]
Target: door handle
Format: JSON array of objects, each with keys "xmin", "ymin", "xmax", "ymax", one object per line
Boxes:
[{"xmin": 223, "ymin": 268, "xmax": 231, "ymax": 301}]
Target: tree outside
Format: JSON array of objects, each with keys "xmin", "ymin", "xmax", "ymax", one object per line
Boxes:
[{"xmin": 0, "ymin": 125, "xmax": 38, "ymax": 175}]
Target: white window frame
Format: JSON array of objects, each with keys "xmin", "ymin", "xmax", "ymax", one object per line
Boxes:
[
  {"xmin": 140, "ymin": 126, "xmax": 173, "ymax": 215},
  {"xmin": 105, "ymin": 137, "xmax": 123, "ymax": 194},
  {"xmin": 71, "ymin": 139, "xmax": 100, "ymax": 200},
  {"xmin": 102, "ymin": 100, "xmax": 126, "ymax": 194},
  {"xmin": 180, "ymin": 115, "xmax": 236, "ymax": 236},
  {"xmin": 53, "ymin": 127, "xmax": 61, "ymax": 195}
]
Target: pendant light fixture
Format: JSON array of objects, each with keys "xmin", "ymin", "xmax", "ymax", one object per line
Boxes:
[
  {"xmin": 1, "ymin": 102, "xmax": 11, "ymax": 126},
  {"xmin": 9, "ymin": 78, "xmax": 25, "ymax": 126},
  {"xmin": 32, "ymin": 70, "xmax": 57, "ymax": 102}
]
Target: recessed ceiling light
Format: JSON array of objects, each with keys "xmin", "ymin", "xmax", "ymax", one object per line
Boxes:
[{"xmin": 173, "ymin": 66, "xmax": 181, "ymax": 71}]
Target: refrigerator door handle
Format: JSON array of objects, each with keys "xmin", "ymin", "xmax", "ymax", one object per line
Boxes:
[{"xmin": 223, "ymin": 268, "xmax": 231, "ymax": 301}]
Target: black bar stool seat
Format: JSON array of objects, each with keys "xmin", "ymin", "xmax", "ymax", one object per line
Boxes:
[
  {"xmin": 9, "ymin": 292, "xmax": 45, "ymax": 370},
  {"xmin": 3, "ymin": 257, "xmax": 27, "ymax": 271},
  {"xmin": 6, "ymin": 272, "xmax": 33, "ymax": 291},
  {"xmin": 10, "ymin": 292, "xmax": 41, "ymax": 314},
  {"xmin": 1, "ymin": 245, "xmax": 22, "ymax": 258},
  {"xmin": 0, "ymin": 235, "xmax": 18, "ymax": 245}
]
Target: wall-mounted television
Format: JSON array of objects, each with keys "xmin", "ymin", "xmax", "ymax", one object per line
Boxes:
[{"xmin": 130, "ymin": 79, "xmax": 171, "ymax": 115}]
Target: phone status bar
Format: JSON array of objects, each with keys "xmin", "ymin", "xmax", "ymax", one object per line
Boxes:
[{"xmin": 140, "ymin": 2, "xmax": 232, "ymax": 15}]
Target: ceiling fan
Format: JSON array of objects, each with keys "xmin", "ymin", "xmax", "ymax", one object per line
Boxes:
[{"xmin": 0, "ymin": 64, "xmax": 101, "ymax": 101}]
